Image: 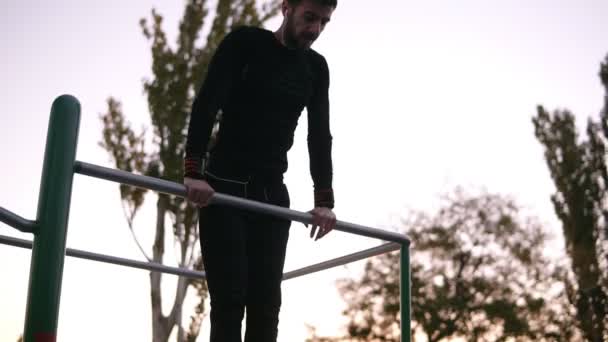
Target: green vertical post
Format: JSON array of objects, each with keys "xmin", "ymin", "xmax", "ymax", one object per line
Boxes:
[
  {"xmin": 23, "ymin": 95, "xmax": 81, "ymax": 342},
  {"xmin": 401, "ymin": 242, "xmax": 411, "ymax": 342}
]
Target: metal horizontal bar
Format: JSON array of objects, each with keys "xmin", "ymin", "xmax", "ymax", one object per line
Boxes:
[
  {"xmin": 282, "ymin": 242, "xmax": 401, "ymax": 281},
  {"xmin": 0, "ymin": 207, "xmax": 36, "ymax": 233},
  {"xmin": 0, "ymin": 234, "xmax": 400, "ymax": 282},
  {"xmin": 74, "ymin": 161, "xmax": 410, "ymax": 245},
  {"xmin": 0, "ymin": 234, "xmax": 206, "ymax": 279}
]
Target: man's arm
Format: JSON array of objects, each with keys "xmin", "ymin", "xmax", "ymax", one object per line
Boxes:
[
  {"xmin": 183, "ymin": 27, "xmax": 248, "ymax": 207},
  {"xmin": 307, "ymin": 54, "xmax": 334, "ymax": 209},
  {"xmin": 307, "ymin": 54, "xmax": 336, "ymax": 240},
  {"xmin": 184, "ymin": 26, "xmax": 248, "ymax": 180}
]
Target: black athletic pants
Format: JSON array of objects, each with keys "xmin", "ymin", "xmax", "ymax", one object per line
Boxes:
[{"xmin": 199, "ymin": 170, "xmax": 291, "ymax": 342}]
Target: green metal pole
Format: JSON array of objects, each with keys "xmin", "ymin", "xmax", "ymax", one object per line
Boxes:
[
  {"xmin": 401, "ymin": 242, "xmax": 411, "ymax": 342},
  {"xmin": 23, "ymin": 95, "xmax": 81, "ymax": 342}
]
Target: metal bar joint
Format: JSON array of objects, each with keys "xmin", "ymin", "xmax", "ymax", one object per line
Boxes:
[{"xmin": 0, "ymin": 207, "xmax": 37, "ymax": 233}]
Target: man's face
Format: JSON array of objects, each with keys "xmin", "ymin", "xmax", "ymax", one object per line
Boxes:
[{"xmin": 283, "ymin": 0, "xmax": 334, "ymax": 49}]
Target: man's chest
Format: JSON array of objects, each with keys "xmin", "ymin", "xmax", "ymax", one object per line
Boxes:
[{"xmin": 241, "ymin": 52, "xmax": 316, "ymax": 108}]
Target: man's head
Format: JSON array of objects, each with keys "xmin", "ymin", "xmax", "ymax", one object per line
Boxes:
[{"xmin": 279, "ymin": 0, "xmax": 337, "ymax": 49}]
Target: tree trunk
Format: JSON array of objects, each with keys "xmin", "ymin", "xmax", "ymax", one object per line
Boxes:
[
  {"xmin": 150, "ymin": 194, "xmax": 192, "ymax": 342},
  {"xmin": 151, "ymin": 194, "xmax": 171, "ymax": 342},
  {"xmin": 563, "ymin": 213, "xmax": 606, "ymax": 341},
  {"xmin": 172, "ymin": 276, "xmax": 189, "ymax": 341}
]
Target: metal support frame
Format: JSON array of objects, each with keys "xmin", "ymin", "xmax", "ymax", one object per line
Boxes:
[
  {"xmin": 0, "ymin": 95, "xmax": 412, "ymax": 342},
  {"xmin": 25, "ymin": 95, "xmax": 79, "ymax": 342}
]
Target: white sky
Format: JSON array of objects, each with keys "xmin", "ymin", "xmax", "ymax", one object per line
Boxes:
[{"xmin": 1, "ymin": 0, "xmax": 607, "ymax": 341}]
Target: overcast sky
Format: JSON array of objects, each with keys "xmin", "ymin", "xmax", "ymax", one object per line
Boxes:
[{"xmin": 1, "ymin": 0, "xmax": 607, "ymax": 341}]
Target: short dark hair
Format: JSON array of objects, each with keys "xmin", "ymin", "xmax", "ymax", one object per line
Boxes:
[{"xmin": 287, "ymin": 0, "xmax": 337, "ymax": 9}]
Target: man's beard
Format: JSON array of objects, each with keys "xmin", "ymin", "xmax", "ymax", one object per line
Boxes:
[{"xmin": 284, "ymin": 14, "xmax": 315, "ymax": 49}]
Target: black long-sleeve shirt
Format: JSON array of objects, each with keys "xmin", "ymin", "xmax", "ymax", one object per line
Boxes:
[{"xmin": 184, "ymin": 26, "xmax": 334, "ymax": 208}]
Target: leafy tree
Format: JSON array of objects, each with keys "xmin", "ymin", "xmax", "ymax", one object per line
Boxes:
[
  {"xmin": 532, "ymin": 54, "xmax": 608, "ymax": 342},
  {"xmin": 99, "ymin": 1, "xmax": 280, "ymax": 341},
  {"xmin": 309, "ymin": 189, "xmax": 578, "ymax": 342}
]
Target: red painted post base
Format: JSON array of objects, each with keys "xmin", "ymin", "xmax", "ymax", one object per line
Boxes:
[{"xmin": 34, "ymin": 332, "xmax": 56, "ymax": 342}]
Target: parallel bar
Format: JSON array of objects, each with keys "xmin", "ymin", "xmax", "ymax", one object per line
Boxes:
[
  {"xmin": 400, "ymin": 243, "xmax": 412, "ymax": 342},
  {"xmin": 74, "ymin": 161, "xmax": 410, "ymax": 245},
  {"xmin": 0, "ymin": 207, "xmax": 36, "ymax": 233},
  {"xmin": 0, "ymin": 234, "xmax": 30, "ymax": 249},
  {"xmin": 0, "ymin": 234, "xmax": 401, "ymax": 282},
  {"xmin": 0, "ymin": 234, "xmax": 206, "ymax": 279},
  {"xmin": 283, "ymin": 242, "xmax": 400, "ymax": 280}
]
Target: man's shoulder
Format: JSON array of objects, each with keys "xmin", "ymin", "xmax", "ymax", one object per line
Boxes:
[
  {"xmin": 228, "ymin": 25, "xmax": 269, "ymax": 40},
  {"xmin": 307, "ymin": 48, "xmax": 329, "ymax": 72},
  {"xmin": 219, "ymin": 25, "xmax": 270, "ymax": 53}
]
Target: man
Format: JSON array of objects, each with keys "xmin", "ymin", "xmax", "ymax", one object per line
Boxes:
[{"xmin": 183, "ymin": 0, "xmax": 338, "ymax": 341}]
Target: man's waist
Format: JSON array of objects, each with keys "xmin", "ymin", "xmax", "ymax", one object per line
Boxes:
[{"xmin": 206, "ymin": 160, "xmax": 285, "ymax": 185}]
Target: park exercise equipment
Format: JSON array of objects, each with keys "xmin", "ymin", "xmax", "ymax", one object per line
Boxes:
[{"xmin": 0, "ymin": 95, "xmax": 412, "ymax": 342}]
